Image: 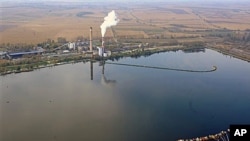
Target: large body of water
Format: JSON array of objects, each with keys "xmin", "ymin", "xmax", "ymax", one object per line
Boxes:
[{"xmin": 1, "ymin": 49, "xmax": 250, "ymax": 141}]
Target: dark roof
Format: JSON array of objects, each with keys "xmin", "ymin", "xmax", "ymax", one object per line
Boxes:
[{"xmin": 9, "ymin": 50, "xmax": 43, "ymax": 56}]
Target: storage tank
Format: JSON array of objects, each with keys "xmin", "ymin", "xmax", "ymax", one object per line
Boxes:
[
  {"xmin": 103, "ymin": 53, "xmax": 107, "ymax": 57},
  {"xmin": 68, "ymin": 42, "xmax": 75, "ymax": 50},
  {"xmin": 97, "ymin": 47, "xmax": 103, "ymax": 56}
]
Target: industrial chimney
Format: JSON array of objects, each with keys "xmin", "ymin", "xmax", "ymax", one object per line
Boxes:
[
  {"xmin": 102, "ymin": 37, "xmax": 105, "ymax": 56},
  {"xmin": 89, "ymin": 27, "xmax": 93, "ymax": 52}
]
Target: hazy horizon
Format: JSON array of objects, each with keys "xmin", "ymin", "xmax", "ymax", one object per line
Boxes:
[{"xmin": 1, "ymin": 0, "xmax": 250, "ymax": 3}]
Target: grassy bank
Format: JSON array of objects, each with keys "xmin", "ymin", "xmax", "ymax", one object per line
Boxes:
[{"xmin": 206, "ymin": 46, "xmax": 250, "ymax": 62}]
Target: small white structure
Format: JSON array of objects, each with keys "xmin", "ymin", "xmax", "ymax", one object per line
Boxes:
[
  {"xmin": 97, "ymin": 47, "xmax": 104, "ymax": 56},
  {"xmin": 103, "ymin": 53, "xmax": 108, "ymax": 57},
  {"xmin": 96, "ymin": 47, "xmax": 112, "ymax": 57},
  {"xmin": 0, "ymin": 51, "xmax": 7, "ymax": 59},
  {"xmin": 68, "ymin": 42, "xmax": 76, "ymax": 50},
  {"xmin": 63, "ymin": 50, "xmax": 70, "ymax": 53}
]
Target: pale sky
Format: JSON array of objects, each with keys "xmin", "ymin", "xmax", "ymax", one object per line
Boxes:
[
  {"xmin": 1, "ymin": 0, "xmax": 250, "ymax": 4},
  {"xmin": 1, "ymin": 0, "xmax": 249, "ymax": 2}
]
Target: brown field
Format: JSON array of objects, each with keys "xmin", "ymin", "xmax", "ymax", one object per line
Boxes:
[{"xmin": 1, "ymin": 1, "xmax": 250, "ymax": 44}]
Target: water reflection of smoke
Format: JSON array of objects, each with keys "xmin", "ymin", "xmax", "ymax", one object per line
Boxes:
[
  {"xmin": 101, "ymin": 75, "xmax": 116, "ymax": 86},
  {"xmin": 90, "ymin": 60, "xmax": 117, "ymax": 86},
  {"xmin": 101, "ymin": 61, "xmax": 116, "ymax": 86}
]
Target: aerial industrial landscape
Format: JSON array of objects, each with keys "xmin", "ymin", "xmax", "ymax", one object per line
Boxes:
[
  {"xmin": 1, "ymin": 0, "xmax": 250, "ymax": 141},
  {"xmin": 1, "ymin": 0, "xmax": 250, "ymax": 74}
]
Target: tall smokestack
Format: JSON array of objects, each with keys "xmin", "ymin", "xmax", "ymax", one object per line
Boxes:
[
  {"xmin": 89, "ymin": 27, "xmax": 93, "ymax": 52},
  {"xmin": 102, "ymin": 37, "xmax": 104, "ymax": 55},
  {"xmin": 102, "ymin": 37, "xmax": 104, "ymax": 47}
]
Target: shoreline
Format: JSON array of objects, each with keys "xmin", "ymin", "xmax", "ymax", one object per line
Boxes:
[
  {"xmin": 206, "ymin": 46, "xmax": 250, "ymax": 63},
  {"xmin": 0, "ymin": 45, "xmax": 196, "ymax": 75},
  {"xmin": 0, "ymin": 45, "xmax": 249, "ymax": 76}
]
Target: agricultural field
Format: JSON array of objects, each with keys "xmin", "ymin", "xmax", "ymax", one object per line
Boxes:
[{"xmin": 0, "ymin": 1, "xmax": 250, "ymax": 45}]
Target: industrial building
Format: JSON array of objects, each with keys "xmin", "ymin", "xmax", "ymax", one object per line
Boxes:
[
  {"xmin": 68, "ymin": 42, "xmax": 76, "ymax": 50},
  {"xmin": 1, "ymin": 27, "xmax": 111, "ymax": 60},
  {"xmin": 0, "ymin": 51, "xmax": 7, "ymax": 59},
  {"xmin": 8, "ymin": 50, "xmax": 43, "ymax": 59},
  {"xmin": 7, "ymin": 47, "xmax": 44, "ymax": 59}
]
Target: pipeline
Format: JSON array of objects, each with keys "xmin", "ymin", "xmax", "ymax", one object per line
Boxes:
[
  {"xmin": 106, "ymin": 62, "xmax": 217, "ymax": 73},
  {"xmin": 177, "ymin": 129, "xmax": 230, "ymax": 141}
]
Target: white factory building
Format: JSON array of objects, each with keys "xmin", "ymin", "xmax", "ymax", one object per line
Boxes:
[{"xmin": 68, "ymin": 42, "xmax": 76, "ymax": 50}]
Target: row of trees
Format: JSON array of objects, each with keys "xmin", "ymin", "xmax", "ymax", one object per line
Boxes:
[
  {"xmin": 0, "ymin": 35, "xmax": 89, "ymax": 52},
  {"xmin": 1, "ymin": 29, "xmax": 250, "ymax": 52},
  {"xmin": 202, "ymin": 29, "xmax": 250, "ymax": 42},
  {"xmin": 228, "ymin": 31, "xmax": 250, "ymax": 42}
]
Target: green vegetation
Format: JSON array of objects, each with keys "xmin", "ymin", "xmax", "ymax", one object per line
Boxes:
[
  {"xmin": 0, "ymin": 44, "xmax": 206, "ymax": 75},
  {"xmin": 0, "ymin": 54, "xmax": 85, "ymax": 75}
]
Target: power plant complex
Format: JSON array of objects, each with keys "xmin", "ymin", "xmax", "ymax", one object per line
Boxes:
[
  {"xmin": 1, "ymin": 26, "xmax": 112, "ymax": 60},
  {"xmin": 89, "ymin": 10, "xmax": 119, "ymax": 57},
  {"xmin": 89, "ymin": 27, "xmax": 111, "ymax": 57},
  {"xmin": 0, "ymin": 10, "xmax": 118, "ymax": 60}
]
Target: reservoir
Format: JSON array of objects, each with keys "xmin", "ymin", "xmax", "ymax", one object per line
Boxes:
[{"xmin": 1, "ymin": 49, "xmax": 250, "ymax": 141}]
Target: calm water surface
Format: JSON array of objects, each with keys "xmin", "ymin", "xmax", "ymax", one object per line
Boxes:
[{"xmin": 1, "ymin": 49, "xmax": 250, "ymax": 141}]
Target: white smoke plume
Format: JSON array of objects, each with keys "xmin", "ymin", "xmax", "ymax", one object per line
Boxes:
[{"xmin": 100, "ymin": 10, "xmax": 119, "ymax": 37}]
